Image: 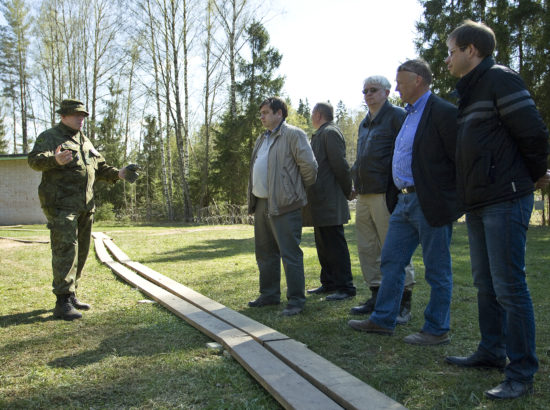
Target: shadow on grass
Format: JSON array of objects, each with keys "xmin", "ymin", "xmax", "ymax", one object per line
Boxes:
[
  {"xmin": 0, "ymin": 309, "xmax": 55, "ymax": 327},
  {"xmin": 137, "ymin": 230, "xmax": 317, "ymax": 264},
  {"xmin": 47, "ymin": 324, "xmax": 194, "ymax": 369},
  {"xmin": 139, "ymin": 237, "xmax": 254, "ymax": 263}
]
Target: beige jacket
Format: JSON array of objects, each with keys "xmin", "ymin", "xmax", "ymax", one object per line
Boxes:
[{"xmin": 248, "ymin": 121, "xmax": 317, "ymax": 216}]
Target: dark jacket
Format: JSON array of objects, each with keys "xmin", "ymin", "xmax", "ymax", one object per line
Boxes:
[
  {"xmin": 28, "ymin": 122, "xmax": 120, "ymax": 214},
  {"xmin": 351, "ymin": 100, "xmax": 406, "ymax": 194},
  {"xmin": 387, "ymin": 94, "xmax": 461, "ymax": 227},
  {"xmin": 302, "ymin": 121, "xmax": 352, "ymax": 227},
  {"xmin": 455, "ymin": 57, "xmax": 549, "ymax": 210}
]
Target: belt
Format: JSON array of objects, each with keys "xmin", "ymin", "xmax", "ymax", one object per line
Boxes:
[{"xmin": 400, "ymin": 186, "xmax": 416, "ymax": 194}]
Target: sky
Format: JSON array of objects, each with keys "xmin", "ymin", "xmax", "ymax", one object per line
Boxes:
[{"xmin": 263, "ymin": 0, "xmax": 425, "ymax": 112}]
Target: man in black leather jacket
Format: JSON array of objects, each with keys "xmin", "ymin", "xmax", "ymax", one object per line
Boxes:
[{"xmin": 348, "ymin": 76, "xmax": 415, "ymax": 322}]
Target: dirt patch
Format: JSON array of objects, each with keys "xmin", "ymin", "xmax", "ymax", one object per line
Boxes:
[
  {"xmin": 0, "ymin": 237, "xmax": 49, "ymax": 249},
  {"xmin": 100, "ymin": 225, "xmax": 249, "ymax": 237}
]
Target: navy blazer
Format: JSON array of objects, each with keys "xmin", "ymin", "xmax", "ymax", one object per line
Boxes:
[{"xmin": 386, "ymin": 94, "xmax": 462, "ymax": 227}]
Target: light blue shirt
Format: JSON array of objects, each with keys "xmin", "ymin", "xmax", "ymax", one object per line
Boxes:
[{"xmin": 392, "ymin": 91, "xmax": 431, "ymax": 189}]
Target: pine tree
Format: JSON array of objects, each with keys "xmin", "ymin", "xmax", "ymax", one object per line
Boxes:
[{"xmin": 211, "ymin": 21, "xmax": 283, "ymax": 204}]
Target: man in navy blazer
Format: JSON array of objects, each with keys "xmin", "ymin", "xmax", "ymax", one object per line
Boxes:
[{"xmin": 349, "ymin": 59, "xmax": 460, "ymax": 345}]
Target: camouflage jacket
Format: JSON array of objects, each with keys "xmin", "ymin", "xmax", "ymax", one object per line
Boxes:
[{"xmin": 28, "ymin": 122, "xmax": 120, "ymax": 213}]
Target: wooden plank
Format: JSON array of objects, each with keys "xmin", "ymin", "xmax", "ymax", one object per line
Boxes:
[
  {"xmin": 91, "ymin": 231, "xmax": 111, "ymax": 240},
  {"xmin": 102, "ymin": 237, "xmax": 288, "ymax": 343},
  {"xmin": 93, "ymin": 236, "xmax": 114, "ymax": 264},
  {"xmin": 96, "ymin": 234, "xmax": 406, "ymax": 410},
  {"xmin": 265, "ymin": 339, "xmax": 406, "ymax": 410},
  {"xmin": 227, "ymin": 337, "xmax": 342, "ymax": 410},
  {"xmin": 94, "ymin": 238, "xmax": 342, "ymax": 410}
]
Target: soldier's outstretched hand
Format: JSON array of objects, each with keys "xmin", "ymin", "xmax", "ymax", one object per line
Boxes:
[
  {"xmin": 119, "ymin": 163, "xmax": 141, "ymax": 183},
  {"xmin": 54, "ymin": 145, "xmax": 73, "ymax": 166}
]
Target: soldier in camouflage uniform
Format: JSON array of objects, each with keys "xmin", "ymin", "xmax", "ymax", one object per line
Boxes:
[{"xmin": 28, "ymin": 99, "xmax": 140, "ymax": 321}]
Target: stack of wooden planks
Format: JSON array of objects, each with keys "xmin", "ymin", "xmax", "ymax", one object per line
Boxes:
[{"xmin": 92, "ymin": 232, "xmax": 405, "ymax": 410}]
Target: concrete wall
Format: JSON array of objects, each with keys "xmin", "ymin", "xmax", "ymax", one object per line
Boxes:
[{"xmin": 0, "ymin": 155, "xmax": 47, "ymax": 225}]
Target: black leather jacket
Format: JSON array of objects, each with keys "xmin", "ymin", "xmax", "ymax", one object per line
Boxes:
[
  {"xmin": 351, "ymin": 100, "xmax": 406, "ymax": 194},
  {"xmin": 455, "ymin": 57, "xmax": 549, "ymax": 210}
]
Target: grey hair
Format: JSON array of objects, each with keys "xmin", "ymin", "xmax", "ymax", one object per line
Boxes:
[{"xmin": 363, "ymin": 75, "xmax": 391, "ymax": 91}]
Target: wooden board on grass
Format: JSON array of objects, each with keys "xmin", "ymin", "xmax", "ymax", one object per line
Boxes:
[
  {"xmin": 93, "ymin": 237, "xmax": 342, "ymax": 410},
  {"xmin": 101, "ymin": 236, "xmax": 289, "ymax": 343},
  {"xmin": 265, "ymin": 338, "xmax": 406, "ymax": 410}
]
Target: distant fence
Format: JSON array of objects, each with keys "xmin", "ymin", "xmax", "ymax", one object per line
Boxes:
[
  {"xmin": 98, "ymin": 192, "xmax": 549, "ymax": 226},
  {"xmin": 194, "ymin": 203, "xmax": 254, "ymax": 225}
]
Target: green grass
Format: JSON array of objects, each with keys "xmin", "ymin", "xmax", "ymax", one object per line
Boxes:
[{"xmin": 1, "ymin": 219, "xmax": 549, "ymax": 409}]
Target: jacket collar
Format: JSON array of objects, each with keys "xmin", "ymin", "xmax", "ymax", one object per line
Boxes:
[
  {"xmin": 56, "ymin": 121, "xmax": 81, "ymax": 138},
  {"xmin": 455, "ymin": 56, "xmax": 495, "ymax": 103},
  {"xmin": 312, "ymin": 120, "xmax": 333, "ymax": 137},
  {"xmin": 365, "ymin": 99, "xmax": 392, "ymax": 126}
]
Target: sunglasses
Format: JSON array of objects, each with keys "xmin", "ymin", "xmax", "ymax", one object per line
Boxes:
[{"xmin": 362, "ymin": 87, "xmax": 381, "ymax": 94}]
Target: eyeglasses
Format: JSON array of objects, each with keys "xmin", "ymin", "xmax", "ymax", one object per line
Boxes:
[
  {"xmin": 448, "ymin": 46, "xmax": 466, "ymax": 57},
  {"xmin": 362, "ymin": 87, "xmax": 381, "ymax": 94}
]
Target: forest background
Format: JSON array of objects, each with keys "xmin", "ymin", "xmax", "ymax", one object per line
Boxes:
[{"xmin": 1, "ymin": 0, "xmax": 549, "ymax": 223}]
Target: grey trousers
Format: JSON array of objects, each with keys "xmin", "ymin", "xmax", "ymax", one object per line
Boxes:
[{"xmin": 254, "ymin": 198, "xmax": 306, "ymax": 308}]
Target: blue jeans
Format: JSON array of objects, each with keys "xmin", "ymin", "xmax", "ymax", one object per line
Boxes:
[
  {"xmin": 466, "ymin": 194, "xmax": 538, "ymax": 383},
  {"xmin": 370, "ymin": 193, "xmax": 453, "ymax": 334}
]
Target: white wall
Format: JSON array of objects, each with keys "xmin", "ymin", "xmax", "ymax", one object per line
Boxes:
[{"xmin": 0, "ymin": 156, "xmax": 47, "ymax": 225}]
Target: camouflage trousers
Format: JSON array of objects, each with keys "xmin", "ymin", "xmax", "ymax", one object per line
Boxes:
[{"xmin": 44, "ymin": 208, "xmax": 94, "ymax": 295}]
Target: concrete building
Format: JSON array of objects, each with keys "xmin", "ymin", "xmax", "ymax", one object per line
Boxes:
[{"xmin": 0, "ymin": 154, "xmax": 47, "ymax": 225}]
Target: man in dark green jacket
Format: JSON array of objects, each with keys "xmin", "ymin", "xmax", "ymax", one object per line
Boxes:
[
  {"xmin": 28, "ymin": 99, "xmax": 140, "ymax": 321},
  {"xmin": 302, "ymin": 102, "xmax": 356, "ymax": 300}
]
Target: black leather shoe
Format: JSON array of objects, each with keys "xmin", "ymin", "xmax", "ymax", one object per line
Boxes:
[
  {"xmin": 306, "ymin": 286, "xmax": 332, "ymax": 295},
  {"xmin": 350, "ymin": 301, "xmax": 374, "ymax": 315},
  {"xmin": 281, "ymin": 306, "xmax": 303, "ymax": 316},
  {"xmin": 445, "ymin": 351, "xmax": 506, "ymax": 369},
  {"xmin": 484, "ymin": 380, "xmax": 533, "ymax": 400},
  {"xmin": 325, "ymin": 291, "xmax": 354, "ymax": 301},
  {"xmin": 248, "ymin": 297, "xmax": 280, "ymax": 308}
]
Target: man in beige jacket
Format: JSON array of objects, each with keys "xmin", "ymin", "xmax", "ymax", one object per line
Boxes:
[{"xmin": 247, "ymin": 97, "xmax": 318, "ymax": 316}]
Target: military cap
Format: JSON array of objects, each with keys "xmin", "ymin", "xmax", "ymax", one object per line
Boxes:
[{"xmin": 56, "ymin": 99, "xmax": 89, "ymax": 116}]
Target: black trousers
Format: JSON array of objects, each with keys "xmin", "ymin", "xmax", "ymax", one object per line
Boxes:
[{"xmin": 314, "ymin": 225, "xmax": 356, "ymax": 295}]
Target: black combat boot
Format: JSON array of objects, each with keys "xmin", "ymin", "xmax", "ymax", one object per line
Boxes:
[
  {"xmin": 396, "ymin": 288, "xmax": 412, "ymax": 325},
  {"xmin": 53, "ymin": 294, "xmax": 82, "ymax": 321},
  {"xmin": 70, "ymin": 292, "xmax": 91, "ymax": 310},
  {"xmin": 350, "ymin": 286, "xmax": 379, "ymax": 315}
]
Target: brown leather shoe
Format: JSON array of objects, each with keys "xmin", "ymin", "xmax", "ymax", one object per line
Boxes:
[
  {"xmin": 403, "ymin": 331, "xmax": 450, "ymax": 345},
  {"xmin": 348, "ymin": 319, "xmax": 393, "ymax": 335}
]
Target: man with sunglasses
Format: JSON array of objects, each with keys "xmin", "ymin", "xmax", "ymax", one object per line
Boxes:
[
  {"xmin": 349, "ymin": 60, "xmax": 460, "ymax": 346},
  {"xmin": 444, "ymin": 20, "xmax": 550, "ymax": 400},
  {"xmin": 347, "ymin": 76, "xmax": 415, "ymax": 323}
]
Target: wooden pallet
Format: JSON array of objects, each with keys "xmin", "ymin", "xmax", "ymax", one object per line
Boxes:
[{"xmin": 92, "ymin": 232, "xmax": 405, "ymax": 410}]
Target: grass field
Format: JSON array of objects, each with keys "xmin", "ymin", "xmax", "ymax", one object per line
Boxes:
[{"xmin": 1, "ymin": 217, "xmax": 549, "ymax": 409}]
